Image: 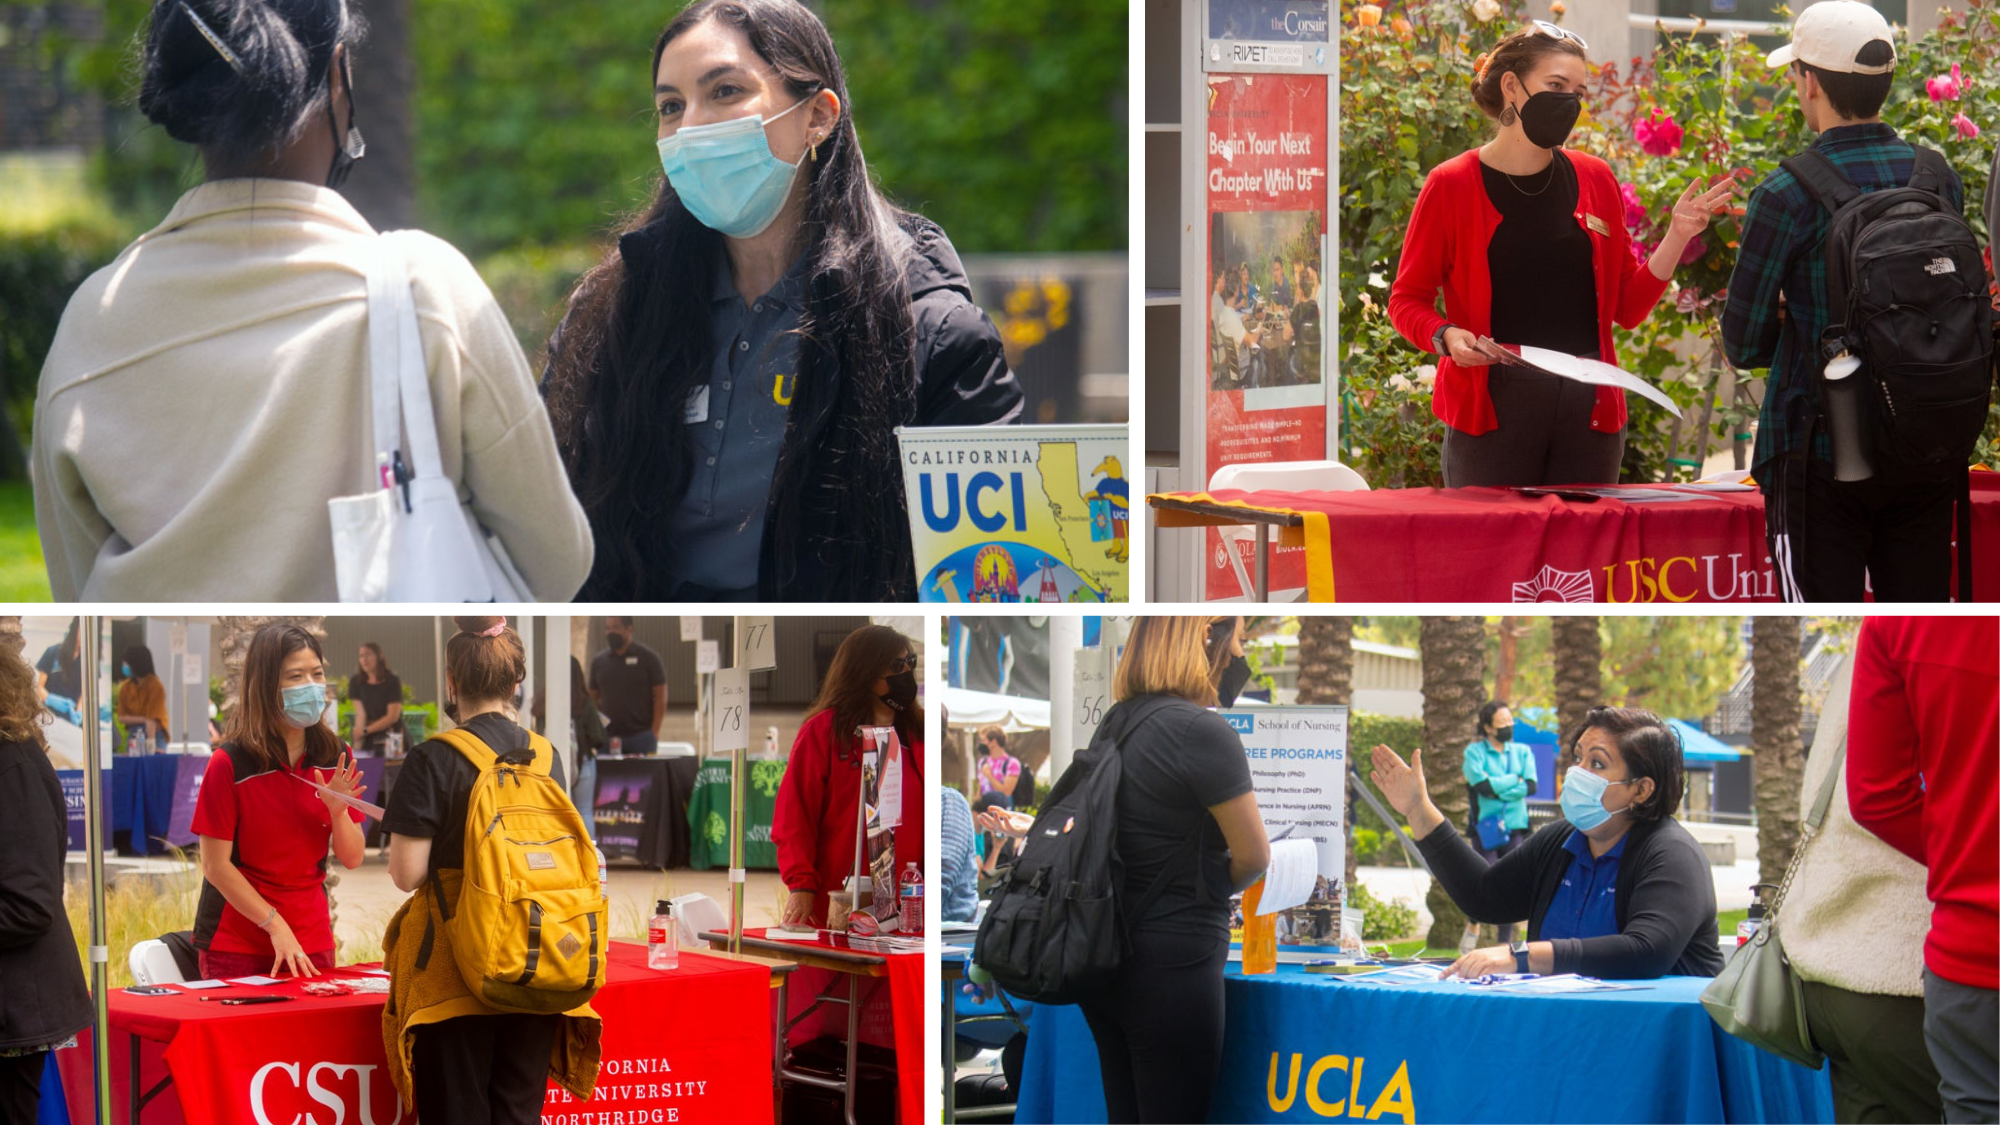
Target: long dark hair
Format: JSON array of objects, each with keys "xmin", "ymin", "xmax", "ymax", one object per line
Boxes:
[
  {"xmin": 223, "ymin": 624, "xmax": 341, "ymax": 774},
  {"xmin": 806, "ymin": 624, "xmax": 921, "ymax": 754},
  {"xmin": 542, "ymin": 0, "xmax": 920, "ymax": 600},
  {"xmin": 137, "ymin": 0, "xmax": 364, "ymax": 166},
  {"xmin": 355, "ymin": 641, "xmax": 393, "ymax": 682},
  {"xmin": 123, "ymin": 646, "xmax": 158, "ymax": 681}
]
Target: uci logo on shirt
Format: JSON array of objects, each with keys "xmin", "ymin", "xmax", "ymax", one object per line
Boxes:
[{"xmin": 250, "ymin": 1060, "xmax": 404, "ymax": 1125}]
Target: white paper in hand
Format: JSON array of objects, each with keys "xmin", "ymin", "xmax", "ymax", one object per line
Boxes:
[
  {"xmin": 1254, "ymin": 838, "xmax": 1318, "ymax": 916},
  {"xmin": 292, "ymin": 772, "xmax": 387, "ymax": 820},
  {"xmin": 1509, "ymin": 345, "xmax": 1683, "ymax": 419}
]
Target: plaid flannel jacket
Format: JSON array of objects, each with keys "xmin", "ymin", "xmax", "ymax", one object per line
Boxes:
[{"xmin": 1720, "ymin": 123, "xmax": 1965, "ymax": 478}]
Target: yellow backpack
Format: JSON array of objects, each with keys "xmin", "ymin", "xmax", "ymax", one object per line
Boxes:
[{"xmin": 433, "ymin": 726, "xmax": 607, "ymax": 1014}]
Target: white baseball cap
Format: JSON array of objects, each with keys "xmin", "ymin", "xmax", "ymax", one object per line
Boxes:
[{"xmin": 1766, "ymin": 1, "xmax": 1897, "ymax": 74}]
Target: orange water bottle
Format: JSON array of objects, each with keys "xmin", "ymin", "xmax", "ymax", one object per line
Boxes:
[{"xmin": 1241, "ymin": 877, "xmax": 1277, "ymax": 975}]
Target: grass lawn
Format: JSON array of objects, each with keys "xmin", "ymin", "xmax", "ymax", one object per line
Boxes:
[
  {"xmin": 0, "ymin": 480, "xmax": 50, "ymax": 601},
  {"xmin": 1717, "ymin": 908, "xmax": 1749, "ymax": 937}
]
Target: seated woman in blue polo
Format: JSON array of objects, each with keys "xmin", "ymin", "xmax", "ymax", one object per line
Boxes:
[{"xmin": 1371, "ymin": 706, "xmax": 1725, "ymax": 980}]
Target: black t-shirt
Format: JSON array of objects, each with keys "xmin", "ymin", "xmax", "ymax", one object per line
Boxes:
[
  {"xmin": 347, "ymin": 673, "xmax": 404, "ymax": 754},
  {"xmin": 379, "ymin": 713, "xmax": 565, "ymax": 873},
  {"xmin": 37, "ymin": 644, "xmax": 80, "ymax": 702},
  {"xmin": 589, "ymin": 643, "xmax": 666, "ymax": 738},
  {"xmin": 1482, "ymin": 151, "xmax": 1601, "ymax": 360},
  {"xmin": 1111, "ymin": 695, "xmax": 1255, "ymax": 938}
]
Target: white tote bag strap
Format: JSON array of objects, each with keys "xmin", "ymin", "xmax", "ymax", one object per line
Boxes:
[{"xmin": 363, "ymin": 234, "xmax": 450, "ymax": 486}]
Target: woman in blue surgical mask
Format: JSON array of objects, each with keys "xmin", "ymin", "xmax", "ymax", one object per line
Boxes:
[
  {"xmin": 189, "ymin": 624, "xmax": 367, "ymax": 981},
  {"xmin": 542, "ymin": 0, "xmax": 1024, "ymax": 602},
  {"xmin": 1370, "ymin": 706, "xmax": 1725, "ymax": 980}
]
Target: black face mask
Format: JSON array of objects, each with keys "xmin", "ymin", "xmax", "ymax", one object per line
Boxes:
[
  {"xmin": 1492, "ymin": 724, "xmax": 1515, "ymax": 744},
  {"xmin": 1217, "ymin": 655, "xmax": 1253, "ymax": 708},
  {"xmin": 880, "ymin": 670, "xmax": 919, "ymax": 713},
  {"xmin": 608, "ymin": 632, "xmax": 628, "ymax": 652},
  {"xmin": 325, "ymin": 56, "xmax": 365, "ymax": 190},
  {"xmin": 1513, "ymin": 85, "xmax": 1582, "ymax": 149}
]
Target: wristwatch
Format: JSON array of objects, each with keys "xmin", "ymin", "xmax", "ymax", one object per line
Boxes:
[
  {"xmin": 1511, "ymin": 940, "xmax": 1531, "ymax": 974},
  {"xmin": 1431, "ymin": 323, "xmax": 1455, "ymax": 356}
]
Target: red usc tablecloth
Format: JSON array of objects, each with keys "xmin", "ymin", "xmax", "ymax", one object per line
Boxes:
[
  {"xmin": 1154, "ymin": 475, "xmax": 2000, "ymax": 602},
  {"xmin": 57, "ymin": 942, "xmax": 772, "ymax": 1125}
]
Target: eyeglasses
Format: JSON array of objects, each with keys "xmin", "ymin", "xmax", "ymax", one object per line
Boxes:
[
  {"xmin": 1530, "ymin": 19, "xmax": 1588, "ymax": 51},
  {"xmin": 889, "ymin": 654, "xmax": 917, "ymax": 673}
]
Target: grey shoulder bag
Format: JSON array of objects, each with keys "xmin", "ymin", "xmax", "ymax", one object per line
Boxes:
[{"xmin": 1699, "ymin": 734, "xmax": 1844, "ymax": 1070}]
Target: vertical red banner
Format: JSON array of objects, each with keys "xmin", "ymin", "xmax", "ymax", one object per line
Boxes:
[{"xmin": 1203, "ymin": 73, "xmax": 1328, "ymax": 599}]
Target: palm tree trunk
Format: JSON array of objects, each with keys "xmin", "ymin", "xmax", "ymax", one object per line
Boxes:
[
  {"xmin": 1419, "ymin": 616, "xmax": 1485, "ymax": 951},
  {"xmin": 1552, "ymin": 616, "xmax": 1602, "ymax": 780},
  {"xmin": 1295, "ymin": 616, "xmax": 1354, "ymax": 943},
  {"xmin": 1751, "ymin": 617, "xmax": 1804, "ymax": 887}
]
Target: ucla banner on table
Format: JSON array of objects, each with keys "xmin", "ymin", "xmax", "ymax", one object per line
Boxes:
[{"xmin": 898, "ymin": 423, "xmax": 1130, "ymax": 603}]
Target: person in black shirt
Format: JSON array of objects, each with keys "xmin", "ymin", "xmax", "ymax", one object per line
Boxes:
[
  {"xmin": 981, "ymin": 616, "xmax": 1270, "ymax": 1124},
  {"xmin": 589, "ymin": 617, "xmax": 666, "ymax": 757},
  {"xmin": 34, "ymin": 618, "xmax": 81, "ymax": 706},
  {"xmin": 382, "ymin": 616, "xmax": 573, "ymax": 1124},
  {"xmin": 1371, "ymin": 706, "xmax": 1724, "ymax": 980},
  {"xmin": 348, "ymin": 642, "xmax": 404, "ymax": 756}
]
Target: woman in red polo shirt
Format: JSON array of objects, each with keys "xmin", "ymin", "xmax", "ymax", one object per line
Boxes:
[
  {"xmin": 1389, "ymin": 21, "xmax": 1736, "ymax": 488},
  {"xmin": 191, "ymin": 623, "xmax": 367, "ymax": 980},
  {"xmin": 773, "ymin": 624, "xmax": 924, "ymax": 928}
]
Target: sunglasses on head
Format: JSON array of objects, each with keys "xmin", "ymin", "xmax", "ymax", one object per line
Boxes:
[{"xmin": 1530, "ymin": 19, "xmax": 1588, "ymax": 50}]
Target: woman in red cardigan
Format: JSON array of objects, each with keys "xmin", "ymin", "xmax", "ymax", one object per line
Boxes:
[
  {"xmin": 772, "ymin": 624, "xmax": 925, "ymax": 927},
  {"xmin": 1389, "ymin": 23, "xmax": 1736, "ymax": 487}
]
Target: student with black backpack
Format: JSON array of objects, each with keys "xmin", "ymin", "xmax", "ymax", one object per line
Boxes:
[
  {"xmin": 974, "ymin": 616, "xmax": 1269, "ymax": 1124},
  {"xmin": 1722, "ymin": 0, "xmax": 1996, "ymax": 602}
]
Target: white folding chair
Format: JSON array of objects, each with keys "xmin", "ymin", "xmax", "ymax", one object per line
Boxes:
[
  {"xmin": 128, "ymin": 939, "xmax": 187, "ymax": 986},
  {"xmin": 1206, "ymin": 460, "xmax": 1369, "ymax": 602}
]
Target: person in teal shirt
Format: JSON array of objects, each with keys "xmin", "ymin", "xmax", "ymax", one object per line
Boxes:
[{"xmin": 1463, "ymin": 700, "xmax": 1537, "ymax": 943}]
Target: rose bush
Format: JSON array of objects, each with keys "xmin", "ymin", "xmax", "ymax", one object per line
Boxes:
[{"xmin": 1338, "ymin": 0, "xmax": 2000, "ymax": 488}]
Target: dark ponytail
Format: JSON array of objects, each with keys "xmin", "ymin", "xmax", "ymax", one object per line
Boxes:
[{"xmin": 137, "ymin": 0, "xmax": 363, "ymax": 165}]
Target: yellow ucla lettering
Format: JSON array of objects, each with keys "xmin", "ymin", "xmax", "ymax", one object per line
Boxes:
[
  {"xmin": 1349, "ymin": 1055, "xmax": 1364, "ymax": 1118},
  {"xmin": 1305, "ymin": 1054, "xmax": 1348, "ymax": 1117},
  {"xmin": 1365, "ymin": 1060, "xmax": 1415, "ymax": 1123},
  {"xmin": 1268, "ymin": 1053, "xmax": 1303, "ymax": 1113}
]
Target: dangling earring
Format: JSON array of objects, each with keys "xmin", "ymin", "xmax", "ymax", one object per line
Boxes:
[
  {"xmin": 1499, "ymin": 102, "xmax": 1518, "ymax": 128},
  {"xmin": 810, "ymin": 135, "xmax": 820, "ymax": 163}
]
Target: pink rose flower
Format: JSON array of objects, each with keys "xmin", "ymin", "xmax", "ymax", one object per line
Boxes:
[
  {"xmin": 1927, "ymin": 63, "xmax": 1964, "ymax": 102},
  {"xmin": 1620, "ymin": 182, "xmax": 1648, "ymax": 229},
  {"xmin": 1634, "ymin": 109, "xmax": 1684, "ymax": 156},
  {"xmin": 1951, "ymin": 111, "xmax": 1981, "ymax": 140}
]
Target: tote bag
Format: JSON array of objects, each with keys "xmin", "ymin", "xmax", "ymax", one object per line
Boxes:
[
  {"xmin": 328, "ymin": 236, "xmax": 531, "ymax": 602},
  {"xmin": 1699, "ymin": 735, "xmax": 1845, "ymax": 1070}
]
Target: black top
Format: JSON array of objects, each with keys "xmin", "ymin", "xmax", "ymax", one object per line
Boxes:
[
  {"xmin": 35, "ymin": 644, "xmax": 80, "ymax": 702},
  {"xmin": 379, "ymin": 713, "xmax": 565, "ymax": 873},
  {"xmin": 1482, "ymin": 151, "xmax": 1600, "ymax": 359},
  {"xmin": 1415, "ymin": 816, "xmax": 1726, "ymax": 979},
  {"xmin": 0, "ymin": 738, "xmax": 93, "ymax": 1050},
  {"xmin": 1111, "ymin": 695, "xmax": 1255, "ymax": 938},
  {"xmin": 347, "ymin": 673, "xmax": 403, "ymax": 754},
  {"xmin": 589, "ymin": 643, "xmax": 666, "ymax": 738}
]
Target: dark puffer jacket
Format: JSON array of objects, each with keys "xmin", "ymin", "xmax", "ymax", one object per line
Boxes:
[{"xmin": 0, "ymin": 738, "xmax": 93, "ymax": 1052}]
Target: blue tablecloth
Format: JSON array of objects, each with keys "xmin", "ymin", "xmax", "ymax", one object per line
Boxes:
[
  {"xmin": 944, "ymin": 947, "xmax": 1036, "ymax": 1050},
  {"xmin": 1017, "ymin": 966, "xmax": 1834, "ymax": 1124},
  {"xmin": 109, "ymin": 754, "xmax": 206, "ymax": 857}
]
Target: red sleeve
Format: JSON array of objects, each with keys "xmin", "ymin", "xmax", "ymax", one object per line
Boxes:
[
  {"xmin": 1611, "ymin": 236, "xmax": 1673, "ymax": 329},
  {"xmin": 190, "ymin": 749, "xmax": 237, "ymax": 841},
  {"xmin": 1387, "ymin": 167, "xmax": 1454, "ymax": 353},
  {"xmin": 1846, "ymin": 619, "xmax": 1928, "ymax": 863},
  {"xmin": 773, "ymin": 715, "xmax": 832, "ymax": 894}
]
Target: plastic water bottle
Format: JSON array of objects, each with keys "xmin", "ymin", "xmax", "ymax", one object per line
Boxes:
[
  {"xmin": 594, "ymin": 846, "xmax": 609, "ymax": 897},
  {"xmin": 648, "ymin": 900, "xmax": 678, "ymax": 970},
  {"xmin": 899, "ymin": 861, "xmax": 924, "ymax": 935},
  {"xmin": 1737, "ymin": 900, "xmax": 1767, "ymax": 947}
]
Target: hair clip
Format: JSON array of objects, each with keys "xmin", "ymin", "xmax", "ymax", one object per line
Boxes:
[
  {"xmin": 178, "ymin": 2, "xmax": 246, "ymax": 75},
  {"xmin": 479, "ymin": 618, "xmax": 508, "ymax": 637},
  {"xmin": 1474, "ymin": 52, "xmax": 1491, "ymax": 78}
]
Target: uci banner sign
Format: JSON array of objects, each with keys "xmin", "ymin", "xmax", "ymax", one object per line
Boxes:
[{"xmin": 897, "ymin": 423, "xmax": 1129, "ymax": 603}]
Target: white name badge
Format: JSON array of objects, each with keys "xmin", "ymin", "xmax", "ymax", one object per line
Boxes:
[
  {"xmin": 684, "ymin": 385, "xmax": 711, "ymax": 424},
  {"xmin": 626, "ymin": 656, "xmax": 639, "ymax": 666}
]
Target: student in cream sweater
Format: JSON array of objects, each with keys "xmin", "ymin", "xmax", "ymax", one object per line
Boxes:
[{"xmin": 32, "ymin": 0, "xmax": 590, "ymax": 601}]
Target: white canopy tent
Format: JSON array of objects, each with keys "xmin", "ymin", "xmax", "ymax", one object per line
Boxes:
[{"xmin": 940, "ymin": 686, "xmax": 1050, "ymax": 732}]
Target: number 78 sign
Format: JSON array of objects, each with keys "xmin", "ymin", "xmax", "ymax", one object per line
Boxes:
[{"xmin": 711, "ymin": 667, "xmax": 750, "ymax": 755}]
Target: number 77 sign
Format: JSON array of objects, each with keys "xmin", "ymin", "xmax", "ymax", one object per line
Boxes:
[{"xmin": 711, "ymin": 667, "xmax": 750, "ymax": 755}]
